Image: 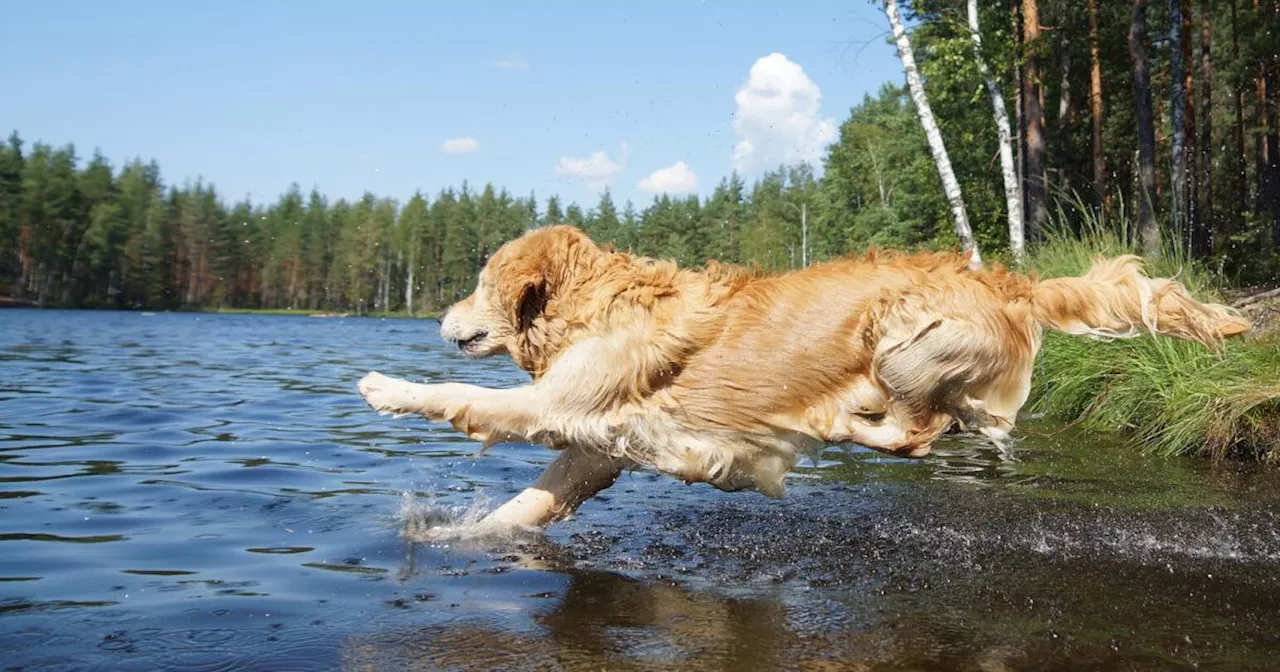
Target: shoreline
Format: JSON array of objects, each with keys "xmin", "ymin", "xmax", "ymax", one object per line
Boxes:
[{"xmin": 0, "ymin": 303, "xmax": 440, "ymax": 319}]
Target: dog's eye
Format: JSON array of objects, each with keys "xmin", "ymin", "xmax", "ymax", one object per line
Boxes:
[{"xmin": 855, "ymin": 411, "xmax": 886, "ymax": 423}]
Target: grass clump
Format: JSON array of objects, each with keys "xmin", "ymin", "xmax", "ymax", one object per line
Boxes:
[
  {"xmin": 1024, "ymin": 213, "xmax": 1280, "ymax": 460},
  {"xmin": 1029, "ymin": 331, "xmax": 1280, "ymax": 459}
]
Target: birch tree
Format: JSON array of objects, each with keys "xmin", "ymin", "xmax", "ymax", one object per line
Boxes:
[
  {"xmin": 882, "ymin": 0, "xmax": 982, "ymax": 268},
  {"xmin": 967, "ymin": 0, "xmax": 1023, "ymax": 264}
]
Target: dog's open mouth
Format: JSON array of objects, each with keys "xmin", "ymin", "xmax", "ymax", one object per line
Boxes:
[{"xmin": 457, "ymin": 331, "xmax": 489, "ymax": 354}]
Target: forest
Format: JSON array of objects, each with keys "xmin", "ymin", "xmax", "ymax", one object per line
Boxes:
[{"xmin": 0, "ymin": 0, "xmax": 1276, "ymax": 315}]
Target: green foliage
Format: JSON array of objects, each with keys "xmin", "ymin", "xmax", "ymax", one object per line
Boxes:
[
  {"xmin": 0, "ymin": 133, "xmax": 24, "ymax": 290},
  {"xmin": 584, "ymin": 190, "xmax": 621, "ymax": 246},
  {"xmin": 0, "ymin": 149, "xmax": 838, "ymax": 313},
  {"xmin": 822, "ymin": 84, "xmax": 949, "ymax": 251}
]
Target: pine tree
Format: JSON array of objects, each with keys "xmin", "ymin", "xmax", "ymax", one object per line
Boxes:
[
  {"xmin": 702, "ymin": 174, "xmax": 746, "ymax": 263},
  {"xmin": 1020, "ymin": 0, "xmax": 1048, "ymax": 246},
  {"xmin": 324, "ymin": 199, "xmax": 352, "ymax": 309},
  {"xmin": 1130, "ymin": 0, "xmax": 1161, "ymax": 258},
  {"xmin": 0, "ymin": 132, "xmax": 23, "ymax": 294},
  {"xmin": 339, "ymin": 194, "xmax": 380, "ymax": 313},
  {"xmin": 20, "ymin": 143, "xmax": 83, "ymax": 304},
  {"xmin": 69, "ymin": 150, "xmax": 116, "ymax": 304},
  {"xmin": 586, "ymin": 190, "xmax": 621, "ymax": 247},
  {"xmin": 620, "ymin": 200, "xmax": 639, "ymax": 251},
  {"xmin": 544, "ymin": 195, "xmax": 563, "ymax": 227},
  {"xmin": 440, "ymin": 186, "xmax": 477, "ymax": 302},
  {"xmin": 524, "ymin": 191, "xmax": 539, "ymax": 230},
  {"xmin": 301, "ymin": 189, "xmax": 331, "ymax": 309}
]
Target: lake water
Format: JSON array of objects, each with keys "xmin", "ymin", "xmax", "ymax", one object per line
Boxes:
[{"xmin": 4, "ymin": 310, "xmax": 1280, "ymax": 670}]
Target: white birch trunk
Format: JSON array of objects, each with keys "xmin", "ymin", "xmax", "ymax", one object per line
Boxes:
[
  {"xmin": 884, "ymin": 0, "xmax": 982, "ymax": 269},
  {"xmin": 404, "ymin": 247, "xmax": 415, "ymax": 317},
  {"xmin": 868, "ymin": 140, "xmax": 889, "ymax": 208},
  {"xmin": 378, "ymin": 255, "xmax": 389, "ymax": 313},
  {"xmin": 967, "ymin": 0, "xmax": 1024, "ymax": 264},
  {"xmin": 801, "ymin": 203, "xmax": 807, "ymax": 268}
]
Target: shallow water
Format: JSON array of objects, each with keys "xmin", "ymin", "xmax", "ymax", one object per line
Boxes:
[{"xmin": 3, "ymin": 310, "xmax": 1280, "ymax": 671}]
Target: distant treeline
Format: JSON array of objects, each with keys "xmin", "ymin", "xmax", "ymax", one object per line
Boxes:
[
  {"xmin": 0, "ymin": 134, "xmax": 824, "ymax": 313},
  {"xmin": 0, "ymin": 0, "xmax": 1276, "ymax": 312}
]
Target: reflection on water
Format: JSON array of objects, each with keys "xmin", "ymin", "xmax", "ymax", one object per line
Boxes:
[{"xmin": 3, "ymin": 309, "xmax": 1280, "ymax": 670}]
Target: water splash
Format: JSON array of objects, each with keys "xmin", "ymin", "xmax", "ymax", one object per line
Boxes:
[{"xmin": 397, "ymin": 490, "xmax": 537, "ymax": 544}]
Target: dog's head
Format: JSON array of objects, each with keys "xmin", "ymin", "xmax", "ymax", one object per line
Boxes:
[{"xmin": 439, "ymin": 225, "xmax": 597, "ymax": 365}]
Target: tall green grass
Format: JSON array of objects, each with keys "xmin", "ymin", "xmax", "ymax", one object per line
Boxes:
[{"xmin": 1024, "ymin": 200, "xmax": 1280, "ymax": 460}]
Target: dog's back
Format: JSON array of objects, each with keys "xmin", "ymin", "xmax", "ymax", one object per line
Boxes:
[{"xmin": 644, "ymin": 249, "xmax": 1248, "ymax": 496}]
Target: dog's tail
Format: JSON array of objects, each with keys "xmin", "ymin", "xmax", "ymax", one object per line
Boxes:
[{"xmin": 1029, "ymin": 255, "xmax": 1251, "ymax": 348}]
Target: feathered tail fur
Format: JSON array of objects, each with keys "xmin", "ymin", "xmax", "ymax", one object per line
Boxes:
[{"xmin": 1030, "ymin": 255, "xmax": 1251, "ymax": 347}]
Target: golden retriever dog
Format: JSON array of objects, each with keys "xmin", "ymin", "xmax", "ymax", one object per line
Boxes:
[{"xmin": 358, "ymin": 225, "xmax": 1250, "ymax": 531}]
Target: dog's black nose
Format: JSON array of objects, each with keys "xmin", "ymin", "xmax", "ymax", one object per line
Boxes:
[{"xmin": 436, "ymin": 310, "xmax": 447, "ymax": 325}]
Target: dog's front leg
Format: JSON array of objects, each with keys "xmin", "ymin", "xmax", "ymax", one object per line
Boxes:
[
  {"xmin": 358, "ymin": 371, "xmax": 541, "ymax": 446},
  {"xmin": 358, "ymin": 371, "xmax": 630, "ymax": 530},
  {"xmin": 481, "ymin": 445, "xmax": 631, "ymax": 529}
]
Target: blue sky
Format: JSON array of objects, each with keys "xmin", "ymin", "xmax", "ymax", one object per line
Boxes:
[{"xmin": 0, "ymin": 0, "xmax": 902, "ymax": 211}]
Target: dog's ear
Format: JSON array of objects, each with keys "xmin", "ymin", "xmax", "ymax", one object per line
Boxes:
[
  {"xmin": 497, "ymin": 263, "xmax": 545, "ymax": 331},
  {"xmin": 496, "ymin": 225, "xmax": 593, "ymax": 330},
  {"xmin": 515, "ymin": 275, "xmax": 548, "ymax": 331}
]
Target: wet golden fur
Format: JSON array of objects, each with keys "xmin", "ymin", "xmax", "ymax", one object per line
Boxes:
[{"xmin": 359, "ymin": 226, "xmax": 1249, "ymax": 526}]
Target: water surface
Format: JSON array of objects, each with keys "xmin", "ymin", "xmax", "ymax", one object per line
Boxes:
[{"xmin": 3, "ymin": 309, "xmax": 1280, "ymax": 670}]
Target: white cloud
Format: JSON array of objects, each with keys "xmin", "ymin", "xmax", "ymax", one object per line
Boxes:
[
  {"xmin": 731, "ymin": 53, "xmax": 837, "ymax": 173},
  {"xmin": 493, "ymin": 53, "xmax": 530, "ymax": 71},
  {"xmin": 554, "ymin": 141, "xmax": 630, "ymax": 193},
  {"xmin": 440, "ymin": 136, "xmax": 480, "ymax": 154},
  {"xmin": 637, "ymin": 161, "xmax": 698, "ymax": 195}
]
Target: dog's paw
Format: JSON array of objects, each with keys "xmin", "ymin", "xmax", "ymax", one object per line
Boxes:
[{"xmin": 358, "ymin": 371, "xmax": 414, "ymax": 416}]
